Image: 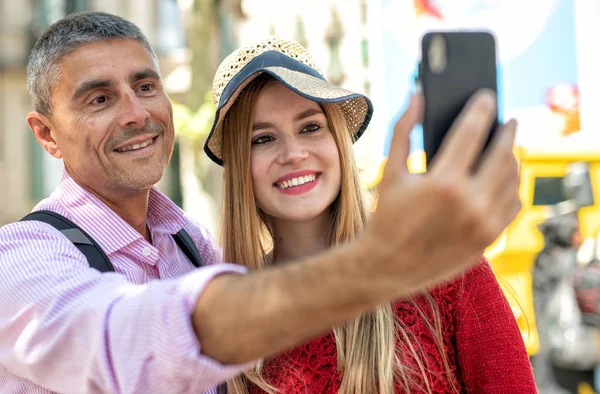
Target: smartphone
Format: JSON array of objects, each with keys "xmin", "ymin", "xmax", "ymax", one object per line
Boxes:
[{"xmin": 419, "ymin": 31, "xmax": 498, "ymax": 167}]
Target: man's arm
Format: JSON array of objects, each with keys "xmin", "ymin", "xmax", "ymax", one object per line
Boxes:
[
  {"xmin": 0, "ymin": 222, "xmax": 249, "ymax": 393},
  {"xmin": 193, "ymin": 91, "xmax": 523, "ymax": 364},
  {"xmin": 193, "ymin": 241, "xmax": 382, "ymax": 364}
]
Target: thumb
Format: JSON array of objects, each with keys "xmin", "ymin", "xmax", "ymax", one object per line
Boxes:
[{"xmin": 382, "ymin": 94, "xmax": 423, "ymax": 182}]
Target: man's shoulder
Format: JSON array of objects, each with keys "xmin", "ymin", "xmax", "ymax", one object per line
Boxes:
[
  {"xmin": 0, "ymin": 210, "xmax": 84, "ymax": 264},
  {"xmin": 0, "ymin": 193, "xmax": 108, "ymax": 273},
  {"xmin": 32, "ymin": 197, "xmax": 73, "ymax": 218},
  {"xmin": 0, "ymin": 198, "xmax": 75, "ymax": 243},
  {"xmin": 181, "ymin": 215, "xmax": 216, "ymax": 244},
  {"xmin": 180, "ymin": 216, "xmax": 223, "ymax": 266}
]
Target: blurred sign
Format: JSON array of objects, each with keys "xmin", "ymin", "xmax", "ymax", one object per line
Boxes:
[{"xmin": 367, "ymin": 0, "xmax": 592, "ymax": 159}]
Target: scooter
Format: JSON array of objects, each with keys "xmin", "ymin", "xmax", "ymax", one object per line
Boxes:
[{"xmin": 532, "ymin": 163, "xmax": 599, "ymax": 394}]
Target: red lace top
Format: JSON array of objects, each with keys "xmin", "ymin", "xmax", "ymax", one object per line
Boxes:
[{"xmin": 248, "ymin": 259, "xmax": 536, "ymax": 393}]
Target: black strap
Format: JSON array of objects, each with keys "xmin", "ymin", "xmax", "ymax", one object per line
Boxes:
[
  {"xmin": 172, "ymin": 229, "xmax": 203, "ymax": 268},
  {"xmin": 21, "ymin": 211, "xmax": 206, "ymax": 270},
  {"xmin": 21, "ymin": 210, "xmax": 115, "ymax": 273}
]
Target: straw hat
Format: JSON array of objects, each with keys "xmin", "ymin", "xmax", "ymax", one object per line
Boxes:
[{"xmin": 204, "ymin": 36, "xmax": 374, "ymax": 166}]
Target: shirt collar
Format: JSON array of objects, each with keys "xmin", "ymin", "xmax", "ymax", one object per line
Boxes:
[{"xmin": 52, "ymin": 171, "xmax": 187, "ymax": 255}]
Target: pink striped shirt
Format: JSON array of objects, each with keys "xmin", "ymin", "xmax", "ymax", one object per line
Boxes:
[{"xmin": 0, "ymin": 172, "xmax": 250, "ymax": 393}]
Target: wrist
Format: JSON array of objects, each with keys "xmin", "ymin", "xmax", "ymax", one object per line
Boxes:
[
  {"xmin": 346, "ymin": 231, "xmax": 425, "ymax": 302},
  {"xmin": 340, "ymin": 236, "xmax": 401, "ymax": 304}
]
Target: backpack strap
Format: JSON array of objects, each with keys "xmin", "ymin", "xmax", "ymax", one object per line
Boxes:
[
  {"xmin": 171, "ymin": 229, "xmax": 203, "ymax": 268},
  {"xmin": 21, "ymin": 211, "xmax": 206, "ymax": 271},
  {"xmin": 21, "ymin": 210, "xmax": 115, "ymax": 273}
]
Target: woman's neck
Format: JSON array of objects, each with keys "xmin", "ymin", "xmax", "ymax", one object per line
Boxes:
[{"xmin": 270, "ymin": 210, "xmax": 332, "ymax": 264}]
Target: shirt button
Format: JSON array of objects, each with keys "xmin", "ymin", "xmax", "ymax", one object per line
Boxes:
[{"xmin": 142, "ymin": 247, "xmax": 152, "ymax": 257}]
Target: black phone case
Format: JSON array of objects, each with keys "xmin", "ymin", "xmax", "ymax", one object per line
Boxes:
[{"xmin": 420, "ymin": 31, "xmax": 498, "ymax": 166}]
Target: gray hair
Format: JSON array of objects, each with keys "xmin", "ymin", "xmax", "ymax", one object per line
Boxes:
[{"xmin": 27, "ymin": 11, "xmax": 158, "ymax": 115}]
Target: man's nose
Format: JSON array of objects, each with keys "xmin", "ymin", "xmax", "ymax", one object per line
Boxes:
[{"xmin": 118, "ymin": 92, "xmax": 149, "ymax": 129}]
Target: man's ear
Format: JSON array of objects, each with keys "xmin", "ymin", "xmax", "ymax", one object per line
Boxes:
[{"xmin": 27, "ymin": 112, "xmax": 62, "ymax": 159}]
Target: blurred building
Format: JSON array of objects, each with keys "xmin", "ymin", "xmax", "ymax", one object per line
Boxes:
[{"xmin": 0, "ymin": 0, "xmax": 33, "ymax": 225}]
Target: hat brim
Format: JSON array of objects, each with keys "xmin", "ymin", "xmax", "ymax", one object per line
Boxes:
[{"xmin": 204, "ymin": 52, "xmax": 373, "ymax": 166}]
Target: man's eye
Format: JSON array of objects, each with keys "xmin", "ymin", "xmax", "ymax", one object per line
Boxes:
[
  {"xmin": 92, "ymin": 96, "xmax": 107, "ymax": 105},
  {"xmin": 140, "ymin": 84, "xmax": 153, "ymax": 92},
  {"xmin": 252, "ymin": 135, "xmax": 274, "ymax": 145}
]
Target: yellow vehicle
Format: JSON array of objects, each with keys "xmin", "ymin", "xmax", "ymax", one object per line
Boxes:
[
  {"xmin": 486, "ymin": 145, "xmax": 600, "ymax": 356},
  {"xmin": 361, "ymin": 146, "xmax": 600, "ymax": 357}
]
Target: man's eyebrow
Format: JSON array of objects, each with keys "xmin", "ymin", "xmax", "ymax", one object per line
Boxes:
[
  {"xmin": 130, "ymin": 69, "xmax": 160, "ymax": 84},
  {"xmin": 72, "ymin": 80, "xmax": 113, "ymax": 101},
  {"xmin": 70, "ymin": 69, "xmax": 161, "ymax": 102},
  {"xmin": 252, "ymin": 108, "xmax": 324, "ymax": 132}
]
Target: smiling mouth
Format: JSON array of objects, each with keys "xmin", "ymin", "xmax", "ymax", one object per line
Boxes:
[
  {"xmin": 274, "ymin": 173, "xmax": 320, "ymax": 190},
  {"xmin": 114, "ymin": 136, "xmax": 157, "ymax": 153}
]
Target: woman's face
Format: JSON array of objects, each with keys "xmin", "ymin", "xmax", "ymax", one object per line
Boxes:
[{"xmin": 250, "ymin": 81, "xmax": 342, "ymax": 223}]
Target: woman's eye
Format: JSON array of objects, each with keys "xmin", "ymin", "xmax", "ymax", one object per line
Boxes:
[
  {"xmin": 301, "ymin": 123, "xmax": 321, "ymax": 133},
  {"xmin": 252, "ymin": 135, "xmax": 274, "ymax": 145}
]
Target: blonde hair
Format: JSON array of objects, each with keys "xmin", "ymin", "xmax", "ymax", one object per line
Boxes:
[{"xmin": 220, "ymin": 73, "xmax": 459, "ymax": 394}]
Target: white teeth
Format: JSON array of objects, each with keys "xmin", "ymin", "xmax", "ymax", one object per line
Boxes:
[
  {"xmin": 277, "ymin": 174, "xmax": 317, "ymax": 189},
  {"xmin": 116, "ymin": 137, "xmax": 154, "ymax": 152}
]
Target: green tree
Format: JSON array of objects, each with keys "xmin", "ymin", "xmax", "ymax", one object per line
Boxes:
[{"xmin": 174, "ymin": 0, "xmax": 243, "ymax": 234}]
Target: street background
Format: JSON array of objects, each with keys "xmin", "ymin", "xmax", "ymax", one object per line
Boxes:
[
  {"xmin": 2, "ymin": 2, "xmax": 600, "ymax": 391},
  {"xmin": 1, "ymin": 0, "xmax": 598, "ymax": 231}
]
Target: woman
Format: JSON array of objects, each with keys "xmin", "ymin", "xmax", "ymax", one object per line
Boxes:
[{"xmin": 204, "ymin": 37, "xmax": 536, "ymax": 394}]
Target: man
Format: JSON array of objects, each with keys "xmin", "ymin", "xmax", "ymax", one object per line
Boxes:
[{"xmin": 0, "ymin": 11, "xmax": 521, "ymax": 394}]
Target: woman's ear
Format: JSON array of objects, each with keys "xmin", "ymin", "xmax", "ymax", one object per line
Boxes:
[{"xmin": 27, "ymin": 112, "xmax": 62, "ymax": 159}]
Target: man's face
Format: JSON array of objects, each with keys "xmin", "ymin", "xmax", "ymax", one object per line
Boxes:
[{"xmin": 39, "ymin": 38, "xmax": 174, "ymax": 197}]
